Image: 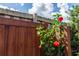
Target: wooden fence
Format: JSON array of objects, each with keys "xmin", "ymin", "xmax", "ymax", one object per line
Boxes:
[{"xmin": 0, "ymin": 17, "xmax": 71, "ymax": 56}]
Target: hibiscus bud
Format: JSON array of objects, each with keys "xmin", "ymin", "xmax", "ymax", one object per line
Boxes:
[
  {"xmin": 58, "ymin": 16, "xmax": 63, "ymax": 22},
  {"xmin": 53, "ymin": 41, "xmax": 60, "ymax": 47},
  {"xmin": 37, "ymin": 31, "xmax": 40, "ymax": 35},
  {"xmin": 38, "ymin": 45, "xmax": 41, "ymax": 48},
  {"xmin": 59, "ymin": 25, "xmax": 62, "ymax": 29}
]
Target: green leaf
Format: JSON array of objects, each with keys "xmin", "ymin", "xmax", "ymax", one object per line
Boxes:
[
  {"xmin": 49, "ymin": 40, "xmax": 53, "ymax": 44},
  {"xmin": 51, "ymin": 47, "xmax": 55, "ymax": 50},
  {"xmin": 40, "ymin": 41, "xmax": 45, "ymax": 45}
]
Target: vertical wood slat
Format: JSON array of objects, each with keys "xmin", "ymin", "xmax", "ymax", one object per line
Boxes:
[
  {"xmin": 26, "ymin": 27, "xmax": 33, "ymax": 55},
  {"xmin": 4, "ymin": 25, "xmax": 8, "ymax": 56},
  {"xmin": 0, "ymin": 25, "xmax": 5, "ymax": 55},
  {"xmin": 31, "ymin": 27, "xmax": 36, "ymax": 56},
  {"xmin": 17, "ymin": 27, "xmax": 25, "ymax": 56},
  {"xmin": 31, "ymin": 27, "xmax": 34, "ymax": 55},
  {"xmin": 24, "ymin": 27, "xmax": 28, "ymax": 55},
  {"xmin": 7, "ymin": 26, "xmax": 16, "ymax": 56},
  {"xmin": 15, "ymin": 26, "xmax": 19, "ymax": 56}
]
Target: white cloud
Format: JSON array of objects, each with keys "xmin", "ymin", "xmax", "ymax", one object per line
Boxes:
[
  {"xmin": 57, "ymin": 3, "xmax": 69, "ymax": 16},
  {"xmin": 0, "ymin": 5, "xmax": 9, "ymax": 9},
  {"xmin": 28, "ymin": 3, "xmax": 70, "ymax": 22},
  {"xmin": 57, "ymin": 3, "xmax": 69, "ymax": 8},
  {"xmin": 20, "ymin": 3, "xmax": 24, "ymax": 6},
  {"xmin": 28, "ymin": 3, "xmax": 53, "ymax": 19},
  {"xmin": 51, "ymin": 12, "xmax": 59, "ymax": 15},
  {"xmin": 0, "ymin": 4, "xmax": 19, "ymax": 11},
  {"xmin": 10, "ymin": 8, "xmax": 16, "ymax": 11},
  {"xmin": 10, "ymin": 8, "xmax": 19, "ymax": 11}
]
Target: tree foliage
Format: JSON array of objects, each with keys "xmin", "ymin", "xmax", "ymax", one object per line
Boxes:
[{"xmin": 67, "ymin": 5, "xmax": 79, "ymax": 56}]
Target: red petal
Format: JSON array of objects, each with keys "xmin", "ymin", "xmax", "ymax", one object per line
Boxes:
[{"xmin": 58, "ymin": 16, "xmax": 63, "ymax": 22}]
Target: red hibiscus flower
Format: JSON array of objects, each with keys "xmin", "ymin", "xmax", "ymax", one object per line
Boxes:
[
  {"xmin": 58, "ymin": 16, "xmax": 63, "ymax": 22},
  {"xmin": 53, "ymin": 41, "xmax": 60, "ymax": 47}
]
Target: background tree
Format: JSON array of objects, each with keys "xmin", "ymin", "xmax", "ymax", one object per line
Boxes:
[{"xmin": 67, "ymin": 5, "xmax": 79, "ymax": 56}]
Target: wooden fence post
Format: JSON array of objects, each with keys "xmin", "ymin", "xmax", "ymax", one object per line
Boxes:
[
  {"xmin": 33, "ymin": 13, "xmax": 37, "ymax": 23},
  {"xmin": 64, "ymin": 26, "xmax": 72, "ymax": 56}
]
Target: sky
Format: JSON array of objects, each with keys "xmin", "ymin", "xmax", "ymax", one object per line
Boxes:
[{"xmin": 0, "ymin": 3, "xmax": 78, "ymax": 22}]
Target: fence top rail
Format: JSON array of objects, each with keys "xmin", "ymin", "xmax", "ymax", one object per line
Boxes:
[
  {"xmin": 0, "ymin": 17, "xmax": 37, "ymax": 27},
  {"xmin": 0, "ymin": 8, "xmax": 52, "ymax": 23}
]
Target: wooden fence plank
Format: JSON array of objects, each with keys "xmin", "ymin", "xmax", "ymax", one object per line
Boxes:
[
  {"xmin": 0, "ymin": 25, "xmax": 5, "ymax": 55},
  {"xmin": 27, "ymin": 27, "xmax": 33, "ymax": 55},
  {"xmin": 7, "ymin": 26, "xmax": 16, "ymax": 55},
  {"xmin": 17, "ymin": 27, "xmax": 25, "ymax": 56},
  {"xmin": 24, "ymin": 27, "xmax": 28, "ymax": 56},
  {"xmin": 4, "ymin": 25, "xmax": 9, "ymax": 56}
]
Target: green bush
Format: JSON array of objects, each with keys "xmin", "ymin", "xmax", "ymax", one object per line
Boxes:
[{"xmin": 36, "ymin": 14, "xmax": 65, "ymax": 56}]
